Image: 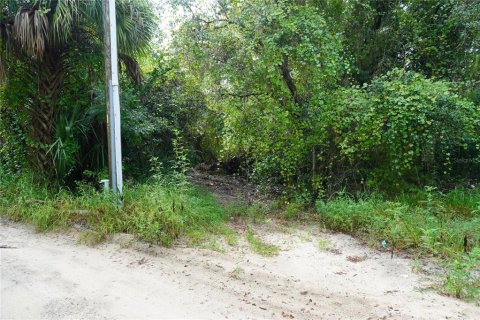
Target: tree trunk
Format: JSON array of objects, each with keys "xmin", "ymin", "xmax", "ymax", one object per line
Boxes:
[
  {"xmin": 279, "ymin": 56, "xmax": 300, "ymax": 105},
  {"xmin": 29, "ymin": 50, "xmax": 65, "ymax": 175}
]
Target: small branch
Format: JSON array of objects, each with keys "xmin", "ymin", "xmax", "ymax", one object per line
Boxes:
[{"xmin": 0, "ymin": 245, "xmax": 18, "ymax": 249}]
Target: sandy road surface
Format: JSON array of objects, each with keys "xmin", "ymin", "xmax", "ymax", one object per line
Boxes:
[{"xmin": 1, "ymin": 219, "xmax": 479, "ymax": 320}]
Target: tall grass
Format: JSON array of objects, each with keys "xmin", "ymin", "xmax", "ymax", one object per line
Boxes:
[
  {"xmin": 0, "ymin": 172, "xmax": 228, "ymax": 247},
  {"xmin": 316, "ymin": 187, "xmax": 480, "ymax": 302}
]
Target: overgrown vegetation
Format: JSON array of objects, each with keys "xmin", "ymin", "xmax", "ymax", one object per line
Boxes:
[
  {"xmin": 1, "ymin": 0, "xmax": 479, "ymax": 304},
  {"xmin": 0, "ymin": 169, "xmax": 229, "ymax": 247},
  {"xmin": 174, "ymin": 0, "xmax": 480, "ymax": 196},
  {"xmin": 316, "ymin": 187, "xmax": 480, "ymax": 301}
]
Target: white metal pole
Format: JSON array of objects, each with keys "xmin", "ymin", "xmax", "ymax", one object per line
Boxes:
[{"xmin": 106, "ymin": 0, "xmax": 123, "ymax": 195}]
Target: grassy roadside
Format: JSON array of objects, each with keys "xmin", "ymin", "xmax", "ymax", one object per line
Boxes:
[
  {"xmin": 1, "ymin": 172, "xmax": 478, "ymax": 302},
  {"xmin": 0, "ymin": 173, "xmax": 230, "ymax": 247},
  {"xmin": 316, "ymin": 187, "xmax": 480, "ymax": 302}
]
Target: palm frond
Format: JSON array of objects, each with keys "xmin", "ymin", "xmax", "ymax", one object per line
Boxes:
[
  {"xmin": 114, "ymin": 0, "xmax": 155, "ymax": 55},
  {"xmin": 50, "ymin": 0, "xmax": 78, "ymax": 46},
  {"xmin": 13, "ymin": 6, "xmax": 49, "ymax": 58}
]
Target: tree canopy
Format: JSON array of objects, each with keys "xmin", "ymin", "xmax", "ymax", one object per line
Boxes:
[{"xmin": 0, "ymin": 0, "xmax": 478, "ymax": 195}]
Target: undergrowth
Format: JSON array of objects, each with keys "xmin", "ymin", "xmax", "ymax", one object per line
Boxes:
[{"xmin": 316, "ymin": 187, "xmax": 480, "ymax": 302}]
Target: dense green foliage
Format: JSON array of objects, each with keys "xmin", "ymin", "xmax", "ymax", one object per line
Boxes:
[
  {"xmin": 0, "ymin": 0, "xmax": 155, "ymax": 182},
  {"xmin": 331, "ymin": 70, "xmax": 480, "ymax": 191},
  {"xmin": 175, "ymin": 0, "xmax": 344, "ymax": 193},
  {"xmin": 173, "ymin": 0, "xmax": 480, "ymax": 196},
  {"xmin": 1, "ymin": 0, "xmax": 478, "ymax": 194},
  {"xmin": 121, "ymin": 55, "xmax": 209, "ymax": 178}
]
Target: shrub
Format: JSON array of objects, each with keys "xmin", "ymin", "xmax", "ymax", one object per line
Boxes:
[{"xmin": 331, "ymin": 69, "xmax": 480, "ymax": 191}]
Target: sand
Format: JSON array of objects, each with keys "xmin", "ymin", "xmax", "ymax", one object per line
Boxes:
[{"xmin": 1, "ymin": 219, "xmax": 479, "ymax": 320}]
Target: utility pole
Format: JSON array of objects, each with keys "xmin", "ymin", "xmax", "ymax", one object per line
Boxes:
[{"xmin": 103, "ymin": 0, "xmax": 123, "ymax": 195}]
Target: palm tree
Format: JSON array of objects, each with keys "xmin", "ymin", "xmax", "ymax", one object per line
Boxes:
[{"xmin": 0, "ymin": 0, "xmax": 154, "ymax": 175}]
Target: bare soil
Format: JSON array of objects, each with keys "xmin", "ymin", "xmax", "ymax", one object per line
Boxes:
[
  {"xmin": 188, "ymin": 169, "xmax": 262, "ymax": 205},
  {"xmin": 1, "ymin": 217, "xmax": 479, "ymax": 319}
]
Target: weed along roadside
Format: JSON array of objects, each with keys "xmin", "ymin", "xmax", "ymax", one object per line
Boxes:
[
  {"xmin": 1, "ymin": 171, "xmax": 479, "ymax": 308},
  {"xmin": 0, "ymin": 171, "xmax": 229, "ymax": 248},
  {"xmin": 316, "ymin": 189, "xmax": 480, "ymax": 302},
  {"xmin": 3, "ymin": 214, "xmax": 480, "ymax": 320}
]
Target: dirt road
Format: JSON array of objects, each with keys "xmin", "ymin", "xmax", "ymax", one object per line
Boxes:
[{"xmin": 1, "ymin": 219, "xmax": 479, "ymax": 320}]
